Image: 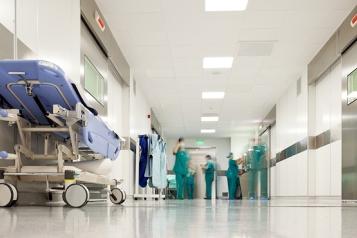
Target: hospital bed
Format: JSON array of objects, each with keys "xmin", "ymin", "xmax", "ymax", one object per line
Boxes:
[{"xmin": 0, "ymin": 60, "xmax": 126, "ymax": 207}]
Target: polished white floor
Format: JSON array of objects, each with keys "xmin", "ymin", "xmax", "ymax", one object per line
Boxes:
[{"xmin": 1, "ymin": 198, "xmax": 357, "ymax": 238}]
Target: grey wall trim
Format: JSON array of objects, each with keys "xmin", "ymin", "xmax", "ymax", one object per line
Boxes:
[
  {"xmin": 309, "ymin": 127, "xmax": 341, "ymax": 149},
  {"xmin": 80, "ymin": 0, "xmax": 130, "ymax": 85},
  {"xmin": 275, "ymin": 138, "xmax": 308, "ymax": 164},
  {"xmin": 308, "ymin": 6, "xmax": 357, "ymax": 84},
  {"xmin": 309, "ymin": 131, "xmax": 330, "ymax": 149},
  {"xmin": 270, "ymin": 157, "xmax": 276, "ymax": 167},
  {"xmin": 272, "ymin": 128, "xmax": 341, "ymax": 167}
]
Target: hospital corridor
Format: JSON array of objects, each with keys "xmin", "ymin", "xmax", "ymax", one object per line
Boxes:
[{"xmin": 0, "ymin": 0, "xmax": 357, "ymax": 237}]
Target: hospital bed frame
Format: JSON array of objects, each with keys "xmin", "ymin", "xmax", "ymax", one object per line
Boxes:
[{"xmin": 0, "ymin": 103, "xmax": 126, "ymax": 208}]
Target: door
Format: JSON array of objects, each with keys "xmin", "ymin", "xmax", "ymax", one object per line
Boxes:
[
  {"xmin": 186, "ymin": 148, "xmax": 216, "ymax": 199},
  {"xmin": 260, "ymin": 129, "xmax": 270, "ymax": 199},
  {"xmin": 342, "ymin": 41, "xmax": 357, "ymax": 200}
]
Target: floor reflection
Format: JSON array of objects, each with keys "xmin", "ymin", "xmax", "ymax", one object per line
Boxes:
[{"xmin": 0, "ymin": 199, "xmax": 356, "ymax": 238}]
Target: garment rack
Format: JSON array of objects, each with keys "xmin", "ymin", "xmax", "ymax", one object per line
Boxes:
[{"xmin": 133, "ymin": 135, "xmax": 165, "ymax": 200}]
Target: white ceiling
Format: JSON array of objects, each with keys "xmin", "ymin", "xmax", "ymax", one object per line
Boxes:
[{"xmin": 96, "ymin": 0, "xmax": 356, "ymax": 139}]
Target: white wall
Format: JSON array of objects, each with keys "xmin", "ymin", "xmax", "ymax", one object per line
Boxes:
[
  {"xmin": 273, "ymin": 67, "xmax": 309, "ymax": 197},
  {"xmin": 313, "ymin": 61, "xmax": 342, "ymax": 196},
  {"xmin": 276, "ymin": 71, "xmax": 308, "ymax": 152},
  {"xmin": 130, "ymin": 78, "xmax": 152, "ymax": 138},
  {"xmin": 106, "ymin": 69, "xmax": 127, "ymax": 191},
  {"xmin": 271, "ymin": 60, "xmax": 342, "ymax": 198},
  {"xmin": 0, "ymin": 0, "xmax": 15, "ymax": 33},
  {"xmin": 16, "ymin": 0, "xmax": 81, "ymax": 82},
  {"xmin": 166, "ymin": 137, "xmax": 231, "ymax": 197},
  {"xmin": 127, "ymin": 77, "xmax": 153, "ymax": 195}
]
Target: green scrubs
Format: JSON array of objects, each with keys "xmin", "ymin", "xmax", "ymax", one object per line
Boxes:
[
  {"xmin": 226, "ymin": 159, "xmax": 239, "ymax": 200},
  {"xmin": 173, "ymin": 150, "xmax": 189, "ymax": 199},
  {"xmin": 186, "ymin": 168, "xmax": 195, "ymax": 199},
  {"xmin": 248, "ymin": 145, "xmax": 268, "ymax": 199},
  {"xmin": 204, "ymin": 160, "xmax": 215, "ymax": 199}
]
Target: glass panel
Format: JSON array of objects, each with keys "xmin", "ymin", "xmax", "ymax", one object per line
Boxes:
[
  {"xmin": 246, "ymin": 134, "xmax": 269, "ymax": 200},
  {"xmin": 84, "ymin": 56, "xmax": 105, "ymax": 105},
  {"xmin": 347, "ymin": 68, "xmax": 357, "ymax": 105}
]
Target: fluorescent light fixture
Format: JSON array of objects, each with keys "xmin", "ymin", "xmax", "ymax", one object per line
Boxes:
[
  {"xmin": 201, "ymin": 129, "xmax": 216, "ymax": 134},
  {"xmin": 201, "ymin": 116, "xmax": 219, "ymax": 122},
  {"xmin": 205, "ymin": 0, "xmax": 248, "ymax": 12},
  {"xmin": 203, "ymin": 57, "xmax": 234, "ymax": 69},
  {"xmin": 202, "ymin": 91, "xmax": 225, "ymax": 99}
]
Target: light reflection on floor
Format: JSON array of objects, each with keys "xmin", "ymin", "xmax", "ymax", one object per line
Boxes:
[{"xmin": 0, "ymin": 199, "xmax": 356, "ymax": 238}]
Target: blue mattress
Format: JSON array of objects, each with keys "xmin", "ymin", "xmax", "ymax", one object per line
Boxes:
[{"xmin": 0, "ymin": 60, "xmax": 120, "ymax": 160}]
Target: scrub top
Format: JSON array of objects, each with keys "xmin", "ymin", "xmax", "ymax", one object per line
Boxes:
[
  {"xmin": 226, "ymin": 159, "xmax": 238, "ymax": 177},
  {"xmin": 173, "ymin": 150, "xmax": 189, "ymax": 175},
  {"xmin": 205, "ymin": 160, "xmax": 215, "ymax": 174}
]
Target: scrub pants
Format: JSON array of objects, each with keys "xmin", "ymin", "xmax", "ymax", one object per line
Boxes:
[
  {"xmin": 176, "ymin": 173, "xmax": 186, "ymax": 200},
  {"xmin": 260, "ymin": 168, "xmax": 268, "ymax": 198},
  {"xmin": 236, "ymin": 177, "xmax": 242, "ymax": 199},
  {"xmin": 205, "ymin": 173, "xmax": 214, "ymax": 199},
  {"xmin": 248, "ymin": 168, "xmax": 268, "ymax": 199},
  {"xmin": 186, "ymin": 181, "xmax": 194, "ymax": 199},
  {"xmin": 248, "ymin": 169, "xmax": 257, "ymax": 199},
  {"xmin": 227, "ymin": 175, "xmax": 237, "ymax": 200}
]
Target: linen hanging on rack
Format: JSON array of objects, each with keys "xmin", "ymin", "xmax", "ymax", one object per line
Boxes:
[
  {"xmin": 139, "ymin": 135, "xmax": 149, "ymax": 187},
  {"xmin": 159, "ymin": 139, "xmax": 167, "ymax": 188},
  {"xmin": 138, "ymin": 134, "xmax": 167, "ymax": 189},
  {"xmin": 151, "ymin": 135, "xmax": 167, "ymax": 189}
]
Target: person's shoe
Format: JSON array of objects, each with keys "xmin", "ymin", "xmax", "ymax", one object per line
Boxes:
[{"xmin": 204, "ymin": 197, "xmax": 211, "ymax": 200}]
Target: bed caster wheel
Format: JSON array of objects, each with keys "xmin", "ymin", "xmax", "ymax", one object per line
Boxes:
[
  {"xmin": 155, "ymin": 198, "xmax": 159, "ymax": 201},
  {"xmin": 134, "ymin": 198, "xmax": 138, "ymax": 201},
  {"xmin": 122, "ymin": 190, "xmax": 127, "ymax": 202},
  {"xmin": 0, "ymin": 183, "xmax": 17, "ymax": 207},
  {"xmin": 7, "ymin": 184, "xmax": 18, "ymax": 206},
  {"xmin": 110, "ymin": 188, "xmax": 125, "ymax": 205},
  {"xmin": 63, "ymin": 184, "xmax": 89, "ymax": 208}
]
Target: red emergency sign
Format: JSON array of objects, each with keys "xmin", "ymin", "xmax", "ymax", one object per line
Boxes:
[
  {"xmin": 95, "ymin": 11, "xmax": 105, "ymax": 31},
  {"xmin": 351, "ymin": 14, "xmax": 357, "ymax": 28}
]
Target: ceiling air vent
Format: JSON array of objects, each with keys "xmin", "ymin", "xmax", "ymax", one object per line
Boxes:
[{"xmin": 237, "ymin": 41, "xmax": 276, "ymax": 56}]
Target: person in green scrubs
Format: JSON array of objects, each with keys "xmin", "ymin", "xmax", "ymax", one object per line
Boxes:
[
  {"xmin": 248, "ymin": 144, "xmax": 268, "ymax": 200},
  {"xmin": 186, "ymin": 164, "xmax": 196, "ymax": 199},
  {"xmin": 202, "ymin": 155, "xmax": 215, "ymax": 200},
  {"xmin": 173, "ymin": 138, "xmax": 189, "ymax": 200},
  {"xmin": 226, "ymin": 152, "xmax": 239, "ymax": 200}
]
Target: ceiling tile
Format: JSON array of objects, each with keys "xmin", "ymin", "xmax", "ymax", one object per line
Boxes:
[{"xmin": 97, "ymin": 0, "xmax": 355, "ymax": 138}]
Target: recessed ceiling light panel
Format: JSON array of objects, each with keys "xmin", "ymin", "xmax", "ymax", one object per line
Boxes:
[
  {"xmin": 203, "ymin": 57, "xmax": 234, "ymax": 69},
  {"xmin": 202, "ymin": 91, "xmax": 225, "ymax": 99},
  {"xmin": 201, "ymin": 129, "xmax": 216, "ymax": 134},
  {"xmin": 205, "ymin": 0, "xmax": 248, "ymax": 12},
  {"xmin": 201, "ymin": 116, "xmax": 219, "ymax": 122}
]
